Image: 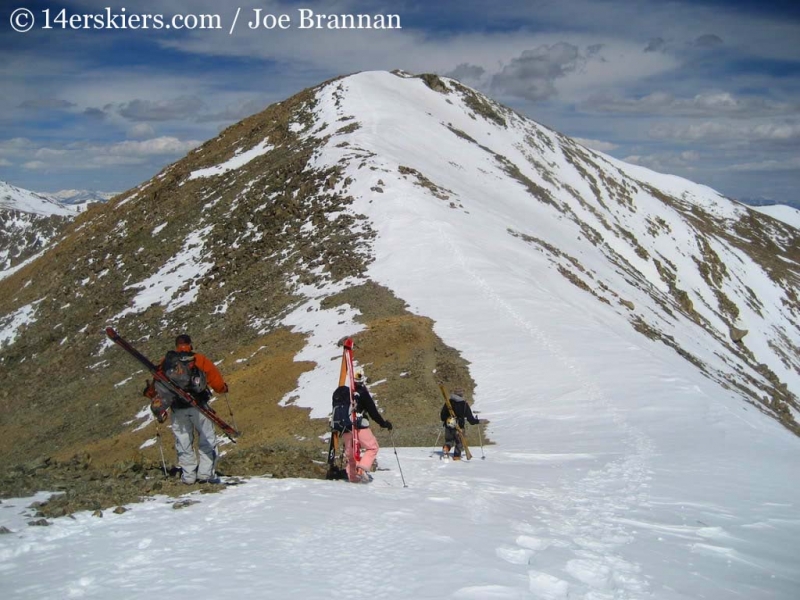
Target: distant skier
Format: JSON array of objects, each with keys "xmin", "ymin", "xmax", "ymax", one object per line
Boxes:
[
  {"xmin": 440, "ymin": 387, "xmax": 480, "ymax": 461},
  {"xmin": 334, "ymin": 368, "xmax": 393, "ymax": 483},
  {"xmin": 150, "ymin": 334, "xmax": 229, "ymax": 485}
]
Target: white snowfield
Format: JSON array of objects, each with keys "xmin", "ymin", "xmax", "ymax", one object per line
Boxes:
[
  {"xmin": 752, "ymin": 203, "xmax": 800, "ymax": 230},
  {"xmin": 2, "ymin": 72, "xmax": 798, "ymax": 599},
  {"xmin": 0, "ymin": 180, "xmax": 77, "ymax": 217}
]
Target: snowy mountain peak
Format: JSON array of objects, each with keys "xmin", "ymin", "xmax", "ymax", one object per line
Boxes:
[
  {"xmin": 0, "ymin": 180, "xmax": 79, "ymax": 276},
  {"xmin": 50, "ymin": 188, "xmax": 117, "ymax": 209},
  {"xmin": 0, "ymin": 180, "xmax": 76, "ymax": 217},
  {"xmin": 270, "ymin": 70, "xmax": 797, "ymax": 430}
]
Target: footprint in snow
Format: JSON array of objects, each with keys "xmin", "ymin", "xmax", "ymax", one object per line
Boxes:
[
  {"xmin": 528, "ymin": 570, "xmax": 570, "ymax": 599},
  {"xmin": 455, "ymin": 584, "xmax": 529, "ymax": 599}
]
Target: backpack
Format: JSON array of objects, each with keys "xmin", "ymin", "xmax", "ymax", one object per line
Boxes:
[
  {"xmin": 143, "ymin": 379, "xmax": 171, "ymax": 422},
  {"xmin": 331, "ymin": 385, "xmax": 353, "ymax": 432},
  {"xmin": 162, "ymin": 350, "xmax": 207, "ymax": 395}
]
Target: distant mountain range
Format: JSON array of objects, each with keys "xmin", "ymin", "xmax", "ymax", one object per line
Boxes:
[
  {"xmin": 0, "ymin": 181, "xmax": 77, "ymax": 274},
  {"xmin": 49, "ymin": 188, "xmax": 118, "ymax": 209},
  {"xmin": 0, "ymin": 180, "xmax": 77, "ymax": 217},
  {"xmin": 736, "ymin": 196, "xmax": 796, "ymax": 208},
  {"xmin": 0, "ymin": 181, "xmax": 117, "ymax": 275}
]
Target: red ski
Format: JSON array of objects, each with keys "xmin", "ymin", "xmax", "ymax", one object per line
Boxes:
[
  {"xmin": 105, "ymin": 327, "xmax": 239, "ymax": 442},
  {"xmin": 342, "ymin": 338, "xmax": 360, "ymax": 462},
  {"xmin": 326, "ymin": 337, "xmax": 358, "ymax": 479}
]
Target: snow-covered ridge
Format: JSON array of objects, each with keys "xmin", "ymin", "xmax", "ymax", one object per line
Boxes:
[
  {"xmin": 50, "ymin": 189, "xmax": 116, "ymax": 203},
  {"xmin": 0, "ymin": 181, "xmax": 80, "ymax": 276},
  {"xmin": 284, "ymin": 71, "xmax": 798, "ymax": 423},
  {"xmin": 0, "ymin": 180, "xmax": 76, "ymax": 217},
  {"xmin": 751, "ymin": 203, "xmax": 800, "ymax": 229}
]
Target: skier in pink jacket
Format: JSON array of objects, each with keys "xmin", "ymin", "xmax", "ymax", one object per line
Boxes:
[{"xmin": 341, "ymin": 369, "xmax": 393, "ymax": 483}]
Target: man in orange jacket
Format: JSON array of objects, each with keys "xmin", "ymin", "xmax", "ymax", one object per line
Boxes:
[{"xmin": 157, "ymin": 334, "xmax": 229, "ymax": 484}]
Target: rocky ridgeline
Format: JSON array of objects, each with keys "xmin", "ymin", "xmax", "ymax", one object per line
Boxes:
[{"xmin": 1, "ymin": 447, "xmax": 326, "ymax": 519}]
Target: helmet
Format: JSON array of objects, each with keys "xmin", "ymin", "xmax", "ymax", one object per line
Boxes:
[{"xmin": 354, "ymin": 368, "xmax": 365, "ymax": 383}]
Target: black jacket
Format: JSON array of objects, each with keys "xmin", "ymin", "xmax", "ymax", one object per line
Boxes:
[
  {"xmin": 441, "ymin": 393, "xmax": 479, "ymax": 428},
  {"xmin": 354, "ymin": 383, "xmax": 390, "ymax": 428}
]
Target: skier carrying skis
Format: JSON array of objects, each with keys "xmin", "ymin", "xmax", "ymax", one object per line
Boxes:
[
  {"xmin": 441, "ymin": 387, "xmax": 480, "ymax": 461},
  {"xmin": 157, "ymin": 334, "xmax": 229, "ymax": 485},
  {"xmin": 342, "ymin": 368, "xmax": 393, "ymax": 483}
]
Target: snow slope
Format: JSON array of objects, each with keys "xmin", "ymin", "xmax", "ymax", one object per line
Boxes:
[
  {"xmin": 0, "ymin": 181, "xmax": 78, "ymax": 276},
  {"xmin": 2, "ymin": 72, "xmax": 798, "ymax": 599},
  {"xmin": 752, "ymin": 203, "xmax": 800, "ymax": 230},
  {"xmin": 1, "ymin": 383, "xmax": 797, "ymax": 600},
  {"xmin": 0, "ymin": 180, "xmax": 76, "ymax": 217}
]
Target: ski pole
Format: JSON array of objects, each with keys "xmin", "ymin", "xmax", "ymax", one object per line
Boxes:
[
  {"xmin": 432, "ymin": 428, "xmax": 442, "ymax": 455},
  {"xmin": 155, "ymin": 422, "xmax": 169, "ymax": 477},
  {"xmin": 473, "ymin": 411, "xmax": 486, "ymax": 460},
  {"xmin": 223, "ymin": 393, "xmax": 239, "ymax": 433},
  {"xmin": 389, "ymin": 429, "xmax": 408, "ymax": 488}
]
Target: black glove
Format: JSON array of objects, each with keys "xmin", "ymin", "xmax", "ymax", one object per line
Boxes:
[
  {"xmin": 221, "ymin": 383, "xmax": 229, "ymax": 394},
  {"xmin": 383, "ymin": 420, "xmax": 393, "ymax": 430}
]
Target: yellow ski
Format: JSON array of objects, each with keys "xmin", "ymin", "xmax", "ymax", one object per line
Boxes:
[{"xmin": 439, "ymin": 384, "xmax": 472, "ymax": 460}]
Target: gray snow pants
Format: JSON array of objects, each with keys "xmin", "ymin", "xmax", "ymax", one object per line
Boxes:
[
  {"xmin": 444, "ymin": 425, "xmax": 464, "ymax": 457},
  {"xmin": 171, "ymin": 406, "xmax": 217, "ymax": 484}
]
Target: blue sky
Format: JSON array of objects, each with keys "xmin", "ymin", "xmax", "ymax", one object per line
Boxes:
[{"xmin": 1, "ymin": 0, "xmax": 798, "ymax": 207}]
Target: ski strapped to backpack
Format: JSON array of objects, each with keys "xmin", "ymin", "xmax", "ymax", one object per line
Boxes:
[
  {"xmin": 162, "ymin": 350, "xmax": 207, "ymax": 397},
  {"xmin": 105, "ymin": 327, "xmax": 239, "ymax": 443},
  {"xmin": 439, "ymin": 384, "xmax": 472, "ymax": 460},
  {"xmin": 326, "ymin": 337, "xmax": 358, "ymax": 479},
  {"xmin": 343, "ymin": 338, "xmax": 361, "ymax": 463}
]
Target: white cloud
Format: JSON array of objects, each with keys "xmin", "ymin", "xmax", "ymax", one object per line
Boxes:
[
  {"xmin": 573, "ymin": 137, "xmax": 618, "ymax": 152},
  {"xmin": 5, "ymin": 137, "xmax": 201, "ymax": 172},
  {"xmin": 584, "ymin": 91, "xmax": 797, "ymax": 117},
  {"xmin": 108, "ymin": 137, "xmax": 201, "ymax": 157},
  {"xmin": 0, "ymin": 138, "xmax": 36, "ymax": 155},
  {"xmin": 491, "ymin": 43, "xmax": 582, "ymax": 101},
  {"xmin": 622, "ymin": 151, "xmax": 701, "ymax": 174},
  {"xmin": 727, "ymin": 156, "xmax": 800, "ymax": 172},
  {"xmin": 118, "ymin": 96, "xmax": 205, "ymax": 122},
  {"xmin": 34, "ymin": 147, "xmax": 69, "ymax": 159},
  {"xmin": 128, "ymin": 123, "xmax": 156, "ymax": 139},
  {"xmin": 680, "ymin": 150, "xmax": 700, "ymax": 161},
  {"xmin": 0, "ymin": 158, "xmax": 11, "ymax": 167},
  {"xmin": 649, "ymin": 120, "xmax": 800, "ymax": 142}
]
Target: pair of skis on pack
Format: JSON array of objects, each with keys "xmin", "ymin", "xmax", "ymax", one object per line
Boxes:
[
  {"xmin": 105, "ymin": 327, "xmax": 239, "ymax": 443},
  {"xmin": 323, "ymin": 339, "xmax": 473, "ymax": 477},
  {"xmin": 326, "ymin": 337, "xmax": 360, "ymax": 480},
  {"xmin": 440, "ymin": 384, "xmax": 473, "ymax": 461}
]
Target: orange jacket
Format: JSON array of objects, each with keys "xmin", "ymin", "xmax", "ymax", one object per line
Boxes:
[
  {"xmin": 165, "ymin": 343, "xmax": 228, "ymax": 394},
  {"xmin": 193, "ymin": 352, "xmax": 227, "ymax": 394}
]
